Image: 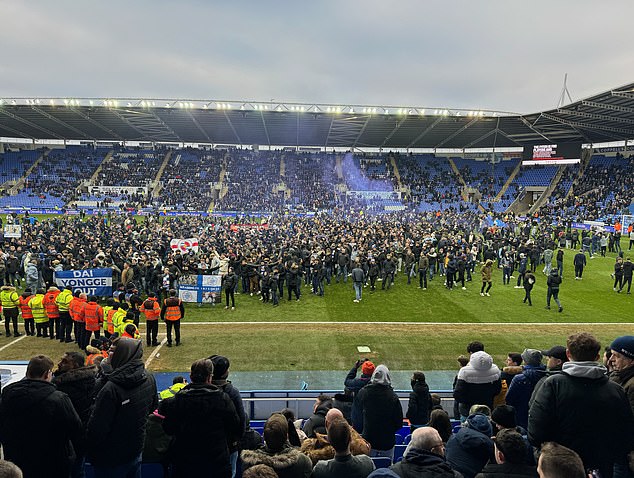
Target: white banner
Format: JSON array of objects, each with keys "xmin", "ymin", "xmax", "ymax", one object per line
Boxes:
[{"xmin": 170, "ymin": 238, "xmax": 199, "ymax": 253}]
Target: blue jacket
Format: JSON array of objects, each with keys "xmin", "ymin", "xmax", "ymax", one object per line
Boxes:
[
  {"xmin": 505, "ymin": 365, "xmax": 547, "ymax": 429},
  {"xmin": 446, "ymin": 425, "xmax": 494, "ymax": 478}
]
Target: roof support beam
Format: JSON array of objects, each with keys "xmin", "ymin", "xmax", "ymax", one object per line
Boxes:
[
  {"xmin": 517, "ymin": 116, "xmax": 554, "ymax": 143},
  {"xmin": 379, "ymin": 116, "xmax": 409, "ymax": 148},
  {"xmin": 223, "ymin": 111, "xmax": 242, "ymax": 145},
  {"xmin": 541, "ymin": 112, "xmax": 630, "ymax": 137},
  {"xmin": 406, "ymin": 117, "xmax": 444, "ymax": 148},
  {"xmin": 69, "ymin": 108, "xmax": 124, "ymax": 141},
  {"xmin": 31, "ymin": 107, "xmax": 90, "ymax": 140},
  {"xmin": 611, "ymin": 90, "xmax": 634, "ymax": 100},
  {"xmin": 557, "ymin": 108, "xmax": 634, "ymax": 126},
  {"xmin": 187, "ymin": 111, "xmax": 212, "ymax": 143},
  {"xmin": 434, "ymin": 118, "xmax": 479, "ymax": 148},
  {"xmin": 0, "ymin": 109, "xmax": 62, "ymax": 139},
  {"xmin": 259, "ymin": 112, "xmax": 271, "ymax": 146},
  {"xmin": 581, "ymin": 100, "xmax": 634, "ymax": 115}
]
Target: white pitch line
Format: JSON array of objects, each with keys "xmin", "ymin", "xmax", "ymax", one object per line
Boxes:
[
  {"xmin": 0, "ymin": 335, "xmax": 27, "ymax": 353},
  {"xmin": 145, "ymin": 337, "xmax": 168, "ymax": 368},
  {"xmin": 138, "ymin": 321, "xmax": 630, "ymax": 326}
]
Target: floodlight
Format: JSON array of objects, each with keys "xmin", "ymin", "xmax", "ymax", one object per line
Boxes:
[
  {"xmin": 151, "ymin": 102, "xmax": 156, "ymax": 107},
  {"xmin": 165, "ymin": 103, "xmax": 171, "ymax": 108},
  {"xmin": 63, "ymin": 99, "xmax": 69, "ymax": 105},
  {"xmin": 349, "ymin": 108, "xmax": 354, "ymax": 114},
  {"xmin": 420, "ymin": 109, "xmax": 425, "ymax": 116},
  {"xmin": 443, "ymin": 109, "xmax": 449, "ymax": 116},
  {"xmin": 0, "ymin": 99, "xmax": 4, "ymax": 105},
  {"xmin": 336, "ymin": 107, "xmax": 341, "ymax": 113},
  {"xmin": 49, "ymin": 99, "xmax": 55, "ymax": 106},
  {"xmin": 300, "ymin": 106, "xmax": 305, "ymax": 112},
  {"xmin": 112, "ymin": 100, "xmax": 118, "ymax": 107},
  {"xmin": 89, "ymin": 100, "xmax": 94, "ymax": 106}
]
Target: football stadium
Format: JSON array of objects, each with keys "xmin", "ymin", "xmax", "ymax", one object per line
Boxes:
[{"xmin": 0, "ymin": 1, "xmax": 633, "ymax": 477}]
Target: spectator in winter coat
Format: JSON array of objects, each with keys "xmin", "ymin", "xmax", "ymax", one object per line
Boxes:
[
  {"xmin": 87, "ymin": 338, "xmax": 158, "ymax": 477},
  {"xmin": 529, "ymin": 332, "xmax": 634, "ymax": 478},
  {"xmin": 505, "ymin": 349, "xmax": 546, "ymax": 430},
  {"xmin": 209, "ymin": 354, "xmax": 247, "ymax": 477},
  {"xmin": 355, "ymin": 365, "xmax": 404, "ymax": 458},
  {"xmin": 52, "ymin": 351, "xmax": 97, "ymax": 477},
  {"xmin": 406, "ymin": 371, "xmax": 432, "ymax": 431},
  {"xmin": 453, "ymin": 351, "xmax": 502, "ymax": 419},
  {"xmin": 301, "ymin": 408, "xmax": 371, "ymax": 466},
  {"xmin": 346, "ymin": 359, "xmax": 375, "ymax": 432},
  {"xmin": 161, "ymin": 358, "xmax": 241, "ymax": 478},
  {"xmin": 445, "ymin": 413, "xmax": 494, "ymax": 478},
  {"xmin": 609, "ymin": 336, "xmax": 634, "ymax": 414},
  {"xmin": 474, "ymin": 428, "xmax": 538, "ymax": 478},
  {"xmin": 0, "ymin": 355, "xmax": 82, "ymax": 478},
  {"xmin": 241, "ymin": 413, "xmax": 313, "ymax": 478},
  {"xmin": 390, "ymin": 427, "xmax": 461, "ymax": 478},
  {"xmin": 303, "ymin": 394, "xmax": 333, "ymax": 438}
]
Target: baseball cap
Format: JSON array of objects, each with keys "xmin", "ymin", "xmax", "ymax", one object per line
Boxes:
[{"xmin": 542, "ymin": 345, "xmax": 568, "ymax": 362}]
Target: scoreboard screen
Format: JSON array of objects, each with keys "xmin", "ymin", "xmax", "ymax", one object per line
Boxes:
[{"xmin": 522, "ymin": 142, "xmax": 581, "ymax": 165}]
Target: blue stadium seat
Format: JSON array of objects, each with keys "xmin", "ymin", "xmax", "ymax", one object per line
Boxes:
[
  {"xmin": 404, "ymin": 434, "xmax": 412, "ymax": 445},
  {"xmin": 394, "ymin": 434, "xmax": 404, "ymax": 445},
  {"xmin": 393, "ymin": 444, "xmax": 407, "ymax": 463},
  {"xmin": 141, "ymin": 463, "xmax": 165, "ymax": 477},
  {"xmin": 371, "ymin": 457, "xmax": 392, "ymax": 469}
]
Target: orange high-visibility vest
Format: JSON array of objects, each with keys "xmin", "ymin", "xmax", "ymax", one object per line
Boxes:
[
  {"xmin": 43, "ymin": 291, "xmax": 60, "ymax": 318},
  {"xmin": 140, "ymin": 298, "xmax": 160, "ymax": 321},
  {"xmin": 105, "ymin": 308, "xmax": 117, "ymax": 334},
  {"xmin": 163, "ymin": 299, "xmax": 182, "ymax": 321},
  {"xmin": 84, "ymin": 302, "xmax": 103, "ymax": 332},
  {"xmin": 18, "ymin": 295, "xmax": 34, "ymax": 320},
  {"xmin": 69, "ymin": 297, "xmax": 86, "ymax": 323}
]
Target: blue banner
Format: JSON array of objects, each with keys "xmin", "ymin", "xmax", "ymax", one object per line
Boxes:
[
  {"xmin": 54, "ymin": 268, "xmax": 113, "ymax": 296},
  {"xmin": 178, "ymin": 274, "xmax": 222, "ymax": 303}
]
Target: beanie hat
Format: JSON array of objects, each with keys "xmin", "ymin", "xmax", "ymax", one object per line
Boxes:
[
  {"xmin": 610, "ymin": 336, "xmax": 634, "ymax": 359},
  {"xmin": 491, "ymin": 405, "xmax": 517, "ymax": 429},
  {"xmin": 209, "ymin": 355, "xmax": 230, "ymax": 379},
  {"xmin": 465, "ymin": 413, "xmax": 493, "ymax": 437},
  {"xmin": 362, "ymin": 361, "xmax": 376, "ymax": 376},
  {"xmin": 521, "ymin": 348, "xmax": 543, "ymax": 367}
]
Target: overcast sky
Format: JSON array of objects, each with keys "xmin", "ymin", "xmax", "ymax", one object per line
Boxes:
[{"xmin": 2, "ymin": 0, "xmax": 633, "ymax": 114}]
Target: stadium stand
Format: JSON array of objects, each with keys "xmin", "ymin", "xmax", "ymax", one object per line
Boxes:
[{"xmin": 283, "ymin": 152, "xmax": 339, "ymax": 211}]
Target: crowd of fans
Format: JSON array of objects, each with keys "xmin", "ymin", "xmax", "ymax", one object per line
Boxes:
[
  {"xmin": 0, "ymin": 331, "xmax": 632, "ymax": 477},
  {"xmin": 155, "ymin": 148, "xmax": 223, "ymax": 211},
  {"xmin": 283, "ymin": 153, "xmax": 339, "ymax": 211},
  {"xmin": 218, "ymin": 150, "xmax": 284, "ymax": 212},
  {"xmin": 96, "ymin": 148, "xmax": 164, "ymax": 187},
  {"xmin": 0, "ymin": 146, "xmax": 633, "ymax": 219}
]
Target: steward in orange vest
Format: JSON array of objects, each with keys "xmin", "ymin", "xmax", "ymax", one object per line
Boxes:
[
  {"xmin": 140, "ymin": 293, "xmax": 161, "ymax": 347},
  {"xmin": 85, "ymin": 340, "xmax": 109, "ymax": 366},
  {"xmin": 43, "ymin": 286, "xmax": 61, "ymax": 341},
  {"xmin": 104, "ymin": 303, "xmax": 119, "ymax": 338},
  {"xmin": 18, "ymin": 289, "xmax": 35, "ymax": 336},
  {"xmin": 82, "ymin": 296, "xmax": 104, "ymax": 351},
  {"xmin": 69, "ymin": 292, "xmax": 87, "ymax": 349},
  {"xmin": 160, "ymin": 289, "xmax": 184, "ymax": 347}
]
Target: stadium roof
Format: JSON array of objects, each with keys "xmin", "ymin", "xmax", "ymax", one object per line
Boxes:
[{"xmin": 1, "ymin": 82, "xmax": 633, "ymax": 150}]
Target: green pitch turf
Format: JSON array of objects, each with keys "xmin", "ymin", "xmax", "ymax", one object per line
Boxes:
[{"xmin": 0, "ymin": 247, "xmax": 631, "ymax": 372}]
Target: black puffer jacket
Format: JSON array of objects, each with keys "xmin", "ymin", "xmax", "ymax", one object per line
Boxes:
[
  {"xmin": 86, "ymin": 340, "xmax": 158, "ymax": 466},
  {"xmin": 475, "ymin": 462, "xmax": 538, "ymax": 477},
  {"xmin": 0, "ymin": 379, "xmax": 82, "ymax": 478},
  {"xmin": 529, "ymin": 362, "xmax": 634, "ymax": 477},
  {"xmin": 406, "ymin": 380, "xmax": 432, "ymax": 426},
  {"xmin": 161, "ymin": 383, "xmax": 241, "ymax": 478},
  {"xmin": 53, "ymin": 365, "xmax": 97, "ymax": 427},
  {"xmin": 391, "ymin": 447, "xmax": 463, "ymax": 477},
  {"xmin": 302, "ymin": 399, "xmax": 333, "ymax": 438}
]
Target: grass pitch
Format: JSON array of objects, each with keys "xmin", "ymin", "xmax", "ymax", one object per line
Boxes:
[{"xmin": 1, "ymin": 248, "xmax": 631, "ymax": 372}]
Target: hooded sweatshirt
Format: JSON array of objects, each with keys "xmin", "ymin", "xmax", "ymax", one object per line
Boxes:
[
  {"xmin": 87, "ymin": 338, "xmax": 158, "ymax": 467},
  {"xmin": 354, "ymin": 365, "xmax": 403, "ymax": 450},
  {"xmin": 406, "ymin": 378, "xmax": 432, "ymax": 426}
]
